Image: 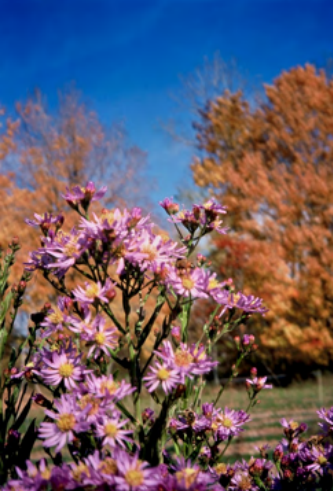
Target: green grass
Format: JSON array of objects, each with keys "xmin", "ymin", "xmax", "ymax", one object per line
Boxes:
[{"xmin": 23, "ymin": 375, "xmax": 333, "ymax": 462}]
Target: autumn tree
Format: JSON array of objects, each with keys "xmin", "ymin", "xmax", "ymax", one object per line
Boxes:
[
  {"xmin": 191, "ymin": 64, "xmax": 333, "ymax": 372},
  {"xmin": 0, "ymin": 88, "xmax": 153, "ymax": 310}
]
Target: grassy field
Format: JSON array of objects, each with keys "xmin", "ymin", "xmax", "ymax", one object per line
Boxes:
[
  {"xmin": 207, "ymin": 374, "xmax": 333, "ymax": 461},
  {"xmin": 24, "ymin": 374, "xmax": 333, "ymax": 462}
]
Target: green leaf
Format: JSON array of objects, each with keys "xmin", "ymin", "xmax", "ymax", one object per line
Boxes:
[
  {"xmin": 0, "ymin": 292, "xmax": 13, "ymax": 324},
  {"xmin": 16, "ymin": 418, "xmax": 37, "ymax": 469},
  {"xmin": 0, "ymin": 329, "xmax": 8, "ymax": 362},
  {"xmin": 12, "ymin": 397, "xmax": 32, "ymax": 431}
]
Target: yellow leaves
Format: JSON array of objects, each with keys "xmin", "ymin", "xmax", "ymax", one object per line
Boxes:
[{"xmin": 191, "ymin": 63, "xmax": 333, "ymax": 367}]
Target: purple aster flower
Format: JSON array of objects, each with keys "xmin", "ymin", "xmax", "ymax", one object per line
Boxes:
[
  {"xmin": 95, "ymin": 415, "xmax": 133, "ymax": 449},
  {"xmin": 82, "ymin": 451, "xmax": 118, "ymax": 487},
  {"xmin": 211, "ymin": 407, "xmax": 250, "ymax": 441},
  {"xmin": 11, "ymin": 458, "xmax": 52, "ymax": 489},
  {"xmin": 25, "ymin": 212, "xmax": 64, "ymax": 234},
  {"xmin": 84, "ymin": 373, "xmax": 135, "ymax": 402},
  {"xmin": 74, "ymin": 392, "xmax": 107, "ymax": 425},
  {"xmin": 189, "ymin": 343, "xmax": 219, "ymax": 376},
  {"xmin": 318, "ymin": 406, "xmax": 333, "ymax": 434},
  {"xmin": 66, "ymin": 461, "xmax": 92, "ymax": 489},
  {"xmin": 40, "ymin": 342, "xmax": 89, "ymax": 390},
  {"xmin": 80, "ymin": 314, "xmax": 119, "ymax": 358},
  {"xmin": 204, "ymin": 271, "xmax": 227, "ymax": 301},
  {"xmin": 38, "ymin": 228, "xmax": 87, "ymax": 276},
  {"xmin": 39, "ymin": 394, "xmax": 90, "ymax": 452},
  {"xmin": 166, "ymin": 267, "xmax": 208, "ymax": 299},
  {"xmin": 40, "ymin": 296, "xmax": 73, "ymax": 338},
  {"xmin": 143, "ymin": 360, "xmax": 179, "ymax": 394},
  {"xmin": 63, "ymin": 181, "xmax": 107, "ymax": 206},
  {"xmin": 156, "ymin": 341, "xmax": 218, "ymax": 384},
  {"xmin": 216, "ymin": 290, "xmax": 268, "ymax": 316},
  {"xmin": 156, "ymin": 341, "xmax": 195, "ymax": 384},
  {"xmin": 172, "ymin": 458, "xmax": 215, "ymax": 491},
  {"xmin": 305, "ymin": 446, "xmax": 333, "ymax": 475},
  {"xmin": 280, "ymin": 418, "xmax": 305, "ymax": 438},
  {"xmin": 72, "ymin": 278, "xmax": 115, "ymax": 305},
  {"xmin": 229, "ymin": 470, "xmax": 258, "ymax": 491},
  {"xmin": 114, "ymin": 450, "xmax": 158, "ymax": 490},
  {"xmin": 159, "ymin": 197, "xmax": 180, "ymax": 215},
  {"xmin": 131, "ymin": 229, "xmax": 186, "ymax": 272},
  {"xmin": 171, "ymin": 411, "xmax": 210, "ymax": 434},
  {"xmin": 246, "ymin": 376, "xmax": 272, "ymax": 393}
]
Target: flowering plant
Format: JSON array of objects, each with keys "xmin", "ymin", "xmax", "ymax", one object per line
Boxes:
[{"xmin": 1, "ymin": 182, "xmax": 333, "ymax": 490}]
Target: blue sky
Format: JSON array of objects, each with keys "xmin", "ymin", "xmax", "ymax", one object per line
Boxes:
[{"xmin": 1, "ymin": 0, "xmax": 332, "ymax": 208}]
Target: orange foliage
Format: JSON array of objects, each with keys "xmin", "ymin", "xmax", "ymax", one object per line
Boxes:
[
  {"xmin": 192, "ymin": 64, "xmax": 333, "ymax": 367},
  {"xmin": 0, "ymin": 88, "xmax": 151, "ymax": 310}
]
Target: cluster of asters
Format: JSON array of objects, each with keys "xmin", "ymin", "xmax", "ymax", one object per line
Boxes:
[
  {"xmin": 8, "ymin": 406, "xmax": 333, "ymax": 491},
  {"xmin": 26, "ymin": 185, "xmax": 267, "ymax": 316},
  {"xmin": 267, "ymin": 412, "xmax": 333, "ymax": 490},
  {"xmin": 170, "ymin": 403, "xmax": 250, "ymax": 455},
  {"xmin": 4, "ymin": 182, "xmax": 280, "ymax": 490}
]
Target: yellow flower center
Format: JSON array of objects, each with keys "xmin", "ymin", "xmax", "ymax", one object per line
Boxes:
[
  {"xmin": 203, "ymin": 200, "xmax": 213, "ymax": 210},
  {"xmin": 220, "ymin": 416, "xmax": 233, "ymax": 428},
  {"xmin": 40, "ymin": 469, "xmax": 51, "ymax": 480},
  {"xmin": 104, "ymin": 422, "xmax": 118, "ymax": 438},
  {"xmin": 124, "ymin": 468, "xmax": 144, "ymax": 487},
  {"xmin": 63, "ymin": 237, "xmax": 79, "ymax": 257},
  {"xmin": 176, "ymin": 468, "xmax": 199, "ymax": 489},
  {"xmin": 59, "ymin": 362, "xmax": 74, "ymax": 378},
  {"xmin": 101, "ymin": 209, "xmax": 115, "ymax": 226},
  {"xmin": 85, "ymin": 284, "xmax": 100, "ymax": 299},
  {"xmin": 238, "ymin": 474, "xmax": 252, "ymax": 490},
  {"xmin": 191, "ymin": 347, "xmax": 206, "ymax": 362},
  {"xmin": 71, "ymin": 464, "xmax": 90, "ymax": 481},
  {"xmin": 95, "ymin": 332, "xmax": 106, "ymax": 345},
  {"xmin": 99, "ymin": 458, "xmax": 118, "ymax": 475},
  {"xmin": 208, "ymin": 278, "xmax": 219, "ymax": 290},
  {"xmin": 229, "ymin": 292, "xmax": 241, "ymax": 305},
  {"xmin": 215, "ymin": 463, "xmax": 227, "ymax": 475},
  {"xmin": 181, "ymin": 277, "xmax": 195, "ymax": 291},
  {"xmin": 157, "ymin": 367, "xmax": 171, "ymax": 381},
  {"xmin": 159, "ymin": 232, "xmax": 170, "ymax": 243},
  {"xmin": 141, "ymin": 244, "xmax": 158, "ymax": 261},
  {"xmin": 48, "ymin": 307, "xmax": 64, "ymax": 324},
  {"xmin": 56, "ymin": 413, "xmax": 76, "ymax": 432},
  {"xmin": 318, "ymin": 456, "xmax": 327, "ymax": 465},
  {"xmin": 100, "ymin": 379, "xmax": 119, "ymax": 395},
  {"xmin": 174, "ymin": 350, "xmax": 193, "ymax": 368},
  {"xmin": 77, "ymin": 394, "xmax": 100, "ymax": 416},
  {"xmin": 290, "ymin": 421, "xmax": 299, "ymax": 431}
]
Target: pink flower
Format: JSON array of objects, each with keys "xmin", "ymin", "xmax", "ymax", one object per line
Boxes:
[
  {"xmin": 40, "ymin": 343, "xmax": 89, "ymax": 390},
  {"xmin": 114, "ymin": 450, "xmax": 158, "ymax": 490},
  {"xmin": 80, "ymin": 315, "xmax": 119, "ymax": 358},
  {"xmin": 167, "ymin": 267, "xmax": 208, "ymax": 298},
  {"xmin": 39, "ymin": 394, "xmax": 90, "ymax": 453},
  {"xmin": 72, "ymin": 278, "xmax": 115, "ymax": 305},
  {"xmin": 63, "ymin": 181, "xmax": 107, "ymax": 207},
  {"xmin": 95, "ymin": 415, "xmax": 133, "ymax": 449},
  {"xmin": 143, "ymin": 361, "xmax": 179, "ymax": 394},
  {"xmin": 246, "ymin": 376, "xmax": 272, "ymax": 392}
]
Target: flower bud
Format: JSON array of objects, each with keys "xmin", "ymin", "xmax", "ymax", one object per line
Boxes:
[
  {"xmin": 283, "ymin": 469, "xmax": 293, "ymax": 481},
  {"xmin": 273, "ymin": 445, "xmax": 283, "ymax": 462},
  {"xmin": 18, "ymin": 281, "xmax": 26, "ymax": 293},
  {"xmin": 234, "ymin": 336, "xmax": 241, "ymax": 349},
  {"xmin": 250, "ymin": 367, "xmax": 258, "ymax": 379},
  {"xmin": 171, "ymin": 326, "xmax": 181, "ymax": 343},
  {"xmin": 11, "ymin": 237, "xmax": 20, "ymax": 247}
]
